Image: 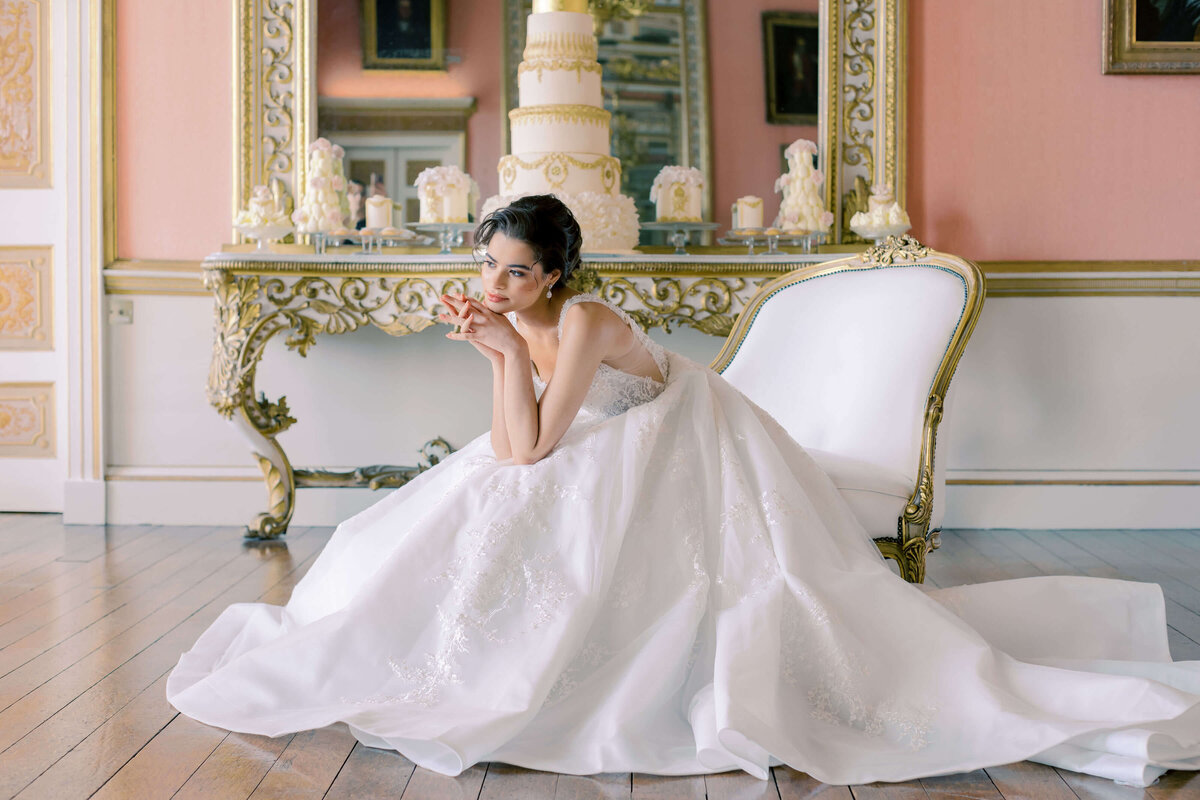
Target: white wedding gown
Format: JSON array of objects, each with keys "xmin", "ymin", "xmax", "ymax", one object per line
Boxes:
[{"xmin": 166, "ymin": 293, "xmax": 1200, "ymax": 787}]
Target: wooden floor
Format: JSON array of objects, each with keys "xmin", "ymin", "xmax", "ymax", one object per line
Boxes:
[{"xmin": 0, "ymin": 514, "xmax": 1199, "ymax": 799}]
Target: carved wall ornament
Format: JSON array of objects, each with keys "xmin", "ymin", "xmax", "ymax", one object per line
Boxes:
[
  {"xmin": 0, "ymin": 0, "xmax": 49, "ymax": 187},
  {"xmin": 0, "ymin": 246, "xmax": 51, "ymax": 349}
]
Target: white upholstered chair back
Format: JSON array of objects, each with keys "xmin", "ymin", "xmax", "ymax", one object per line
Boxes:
[{"xmin": 710, "ymin": 243, "xmax": 986, "ymax": 580}]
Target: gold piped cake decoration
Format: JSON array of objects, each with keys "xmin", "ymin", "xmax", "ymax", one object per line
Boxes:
[
  {"xmin": 532, "ymin": 0, "xmax": 589, "ymax": 12},
  {"xmin": 509, "ymin": 104, "xmax": 612, "ymax": 126},
  {"xmin": 523, "ymin": 32, "xmax": 598, "ymax": 61},
  {"xmin": 500, "ymin": 153, "xmax": 620, "ymax": 194},
  {"xmin": 518, "ymin": 58, "xmax": 603, "ymax": 80}
]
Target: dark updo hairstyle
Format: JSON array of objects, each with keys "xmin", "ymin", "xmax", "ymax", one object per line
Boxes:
[{"xmin": 474, "ymin": 194, "xmax": 582, "ymax": 290}]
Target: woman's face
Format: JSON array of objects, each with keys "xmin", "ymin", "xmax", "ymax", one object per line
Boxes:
[{"xmin": 480, "ymin": 231, "xmax": 559, "ymax": 312}]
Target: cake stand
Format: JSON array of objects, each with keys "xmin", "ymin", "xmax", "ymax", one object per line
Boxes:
[
  {"xmin": 718, "ymin": 229, "xmax": 826, "ymax": 256},
  {"xmin": 641, "ymin": 221, "xmax": 721, "ymax": 255},
  {"xmin": 850, "ymin": 221, "xmax": 911, "ymax": 245},
  {"xmin": 236, "ymin": 223, "xmax": 294, "ymax": 252},
  {"xmin": 308, "ymin": 228, "xmax": 434, "ymax": 255},
  {"xmin": 414, "ymin": 222, "xmax": 476, "ymax": 255}
]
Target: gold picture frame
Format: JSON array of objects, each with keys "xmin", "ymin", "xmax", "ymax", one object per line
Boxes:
[
  {"xmin": 362, "ymin": 0, "xmax": 447, "ymax": 71},
  {"xmin": 1104, "ymin": 0, "xmax": 1200, "ymax": 73},
  {"xmin": 763, "ymin": 11, "xmax": 819, "ymax": 126}
]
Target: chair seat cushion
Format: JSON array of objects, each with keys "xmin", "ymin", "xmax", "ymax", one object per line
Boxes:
[{"xmin": 805, "ymin": 447, "xmax": 914, "ymax": 539}]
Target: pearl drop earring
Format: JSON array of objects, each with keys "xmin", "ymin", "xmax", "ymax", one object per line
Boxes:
[{"xmin": 546, "ymin": 285, "xmax": 553, "ymax": 299}]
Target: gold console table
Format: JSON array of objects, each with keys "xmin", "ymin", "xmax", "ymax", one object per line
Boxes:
[{"xmin": 202, "ymin": 249, "xmax": 842, "ymax": 539}]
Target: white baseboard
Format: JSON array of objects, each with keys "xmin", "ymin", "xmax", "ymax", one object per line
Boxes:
[
  {"xmin": 944, "ymin": 482, "xmax": 1200, "ymax": 529},
  {"xmin": 104, "ymin": 476, "xmax": 389, "ymax": 528},
  {"xmin": 63, "ymin": 480, "xmax": 106, "ymax": 524}
]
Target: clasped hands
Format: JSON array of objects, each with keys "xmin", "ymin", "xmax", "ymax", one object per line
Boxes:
[{"xmin": 438, "ymin": 293, "xmax": 524, "ymax": 362}]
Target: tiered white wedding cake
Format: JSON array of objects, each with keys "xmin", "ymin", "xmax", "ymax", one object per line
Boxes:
[{"xmin": 482, "ymin": 0, "xmax": 640, "ymax": 252}]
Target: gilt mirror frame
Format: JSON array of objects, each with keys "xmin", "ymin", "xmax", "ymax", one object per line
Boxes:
[{"xmin": 232, "ymin": 0, "xmax": 906, "ymax": 246}]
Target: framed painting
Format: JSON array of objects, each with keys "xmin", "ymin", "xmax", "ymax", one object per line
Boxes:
[
  {"xmin": 1104, "ymin": 0, "xmax": 1200, "ymax": 73},
  {"xmin": 763, "ymin": 11, "xmax": 819, "ymax": 125},
  {"xmin": 362, "ymin": 0, "xmax": 446, "ymax": 70}
]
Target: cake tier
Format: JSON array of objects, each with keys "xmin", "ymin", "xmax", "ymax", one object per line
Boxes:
[
  {"xmin": 483, "ymin": 190, "xmax": 640, "ymax": 253},
  {"xmin": 518, "ymin": 61, "xmax": 603, "ymax": 107},
  {"xmin": 499, "ymin": 152, "xmax": 620, "ymax": 197},
  {"xmin": 510, "ymin": 104, "xmax": 611, "ymax": 156},
  {"xmin": 526, "ymin": 10, "xmax": 596, "ymax": 49}
]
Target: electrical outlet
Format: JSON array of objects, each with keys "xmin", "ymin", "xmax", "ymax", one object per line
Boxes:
[{"xmin": 109, "ymin": 298, "xmax": 133, "ymax": 325}]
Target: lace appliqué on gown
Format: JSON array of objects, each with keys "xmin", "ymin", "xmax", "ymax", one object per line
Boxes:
[{"xmin": 508, "ymin": 293, "xmax": 671, "ymax": 419}]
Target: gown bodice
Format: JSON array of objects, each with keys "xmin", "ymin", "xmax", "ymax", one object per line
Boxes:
[{"xmin": 507, "ymin": 293, "xmax": 671, "ymax": 419}]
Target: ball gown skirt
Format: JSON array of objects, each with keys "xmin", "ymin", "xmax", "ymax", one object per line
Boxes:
[{"xmin": 166, "ymin": 350, "xmax": 1200, "ymax": 788}]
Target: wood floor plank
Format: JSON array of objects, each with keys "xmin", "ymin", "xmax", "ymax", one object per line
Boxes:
[
  {"xmin": 173, "ymin": 730, "xmax": 294, "ymax": 800},
  {"xmin": 0, "ymin": 526, "xmax": 227, "ymax": 651},
  {"xmin": 554, "ymin": 773, "xmax": 632, "ymax": 800},
  {"xmin": 919, "ymin": 768, "xmax": 1003, "ymax": 799},
  {"xmin": 632, "ymin": 773, "xmax": 706, "ymax": 799},
  {"xmin": 984, "ymin": 761, "xmax": 1080, "ymax": 800},
  {"xmin": 0, "ymin": 524, "xmax": 157, "ymax": 602},
  {"xmin": 848, "ymin": 779, "xmax": 930, "ymax": 799},
  {"xmin": 705, "ymin": 768, "xmax": 778, "ymax": 799},
  {"xmin": 479, "ymin": 762, "xmax": 559, "ymax": 799},
  {"xmin": 244, "ymin": 723, "xmax": 357, "ymax": 800},
  {"xmin": 87, "ymin": 711, "xmax": 228, "ymax": 799},
  {"xmin": 323, "ymin": 741, "xmax": 417, "ymax": 799},
  {"xmin": 1, "ymin": 529, "xmax": 329, "ymax": 798},
  {"xmin": 1148, "ymin": 767, "xmax": 1200, "ymax": 799},
  {"xmin": 1053, "ymin": 767, "xmax": 1152, "ymax": 799},
  {"xmin": 400, "ymin": 763, "xmax": 489, "ymax": 800},
  {"xmin": 774, "ymin": 766, "xmax": 853, "ymax": 799},
  {"xmin": 0, "ymin": 529, "xmax": 261, "ymax": 714}
]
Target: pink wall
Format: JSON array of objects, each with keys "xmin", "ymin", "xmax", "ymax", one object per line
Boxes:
[
  {"xmin": 707, "ymin": 0, "xmax": 819, "ymax": 229},
  {"xmin": 317, "ymin": 0, "xmax": 502, "ymax": 200},
  {"xmin": 909, "ymin": 0, "xmax": 1200, "ymax": 261},
  {"xmin": 115, "ymin": 0, "xmax": 231, "ymax": 260}
]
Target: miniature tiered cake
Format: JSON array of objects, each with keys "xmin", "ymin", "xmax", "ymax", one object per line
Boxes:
[
  {"xmin": 236, "ymin": 185, "xmax": 289, "ymax": 227},
  {"xmin": 415, "ymin": 165, "xmax": 478, "ymax": 223},
  {"xmin": 774, "ymin": 138, "xmax": 833, "ymax": 234},
  {"xmin": 482, "ymin": 0, "xmax": 640, "ymax": 252},
  {"xmin": 292, "ymin": 138, "xmax": 349, "ymax": 234},
  {"xmin": 650, "ymin": 166, "xmax": 704, "ymax": 222},
  {"xmin": 850, "ymin": 184, "xmax": 911, "ymax": 233}
]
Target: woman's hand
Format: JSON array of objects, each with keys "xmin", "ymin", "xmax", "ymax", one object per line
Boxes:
[{"xmin": 439, "ymin": 293, "xmax": 524, "ymax": 361}]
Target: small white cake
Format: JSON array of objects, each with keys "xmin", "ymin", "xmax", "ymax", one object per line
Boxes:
[
  {"xmin": 650, "ymin": 166, "xmax": 704, "ymax": 222},
  {"xmin": 850, "ymin": 183, "xmax": 911, "ymax": 236},
  {"xmin": 292, "ymin": 138, "xmax": 349, "ymax": 233},
  {"xmin": 236, "ymin": 185, "xmax": 289, "ymax": 227},
  {"xmin": 732, "ymin": 195, "xmax": 764, "ymax": 230},
  {"xmin": 774, "ymin": 138, "xmax": 834, "ymax": 233},
  {"xmin": 414, "ymin": 165, "xmax": 477, "ymax": 224}
]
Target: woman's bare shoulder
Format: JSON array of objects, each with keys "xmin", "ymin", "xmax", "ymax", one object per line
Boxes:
[{"xmin": 560, "ymin": 297, "xmax": 628, "ymax": 346}]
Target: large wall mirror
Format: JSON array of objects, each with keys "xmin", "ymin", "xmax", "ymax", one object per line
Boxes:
[{"xmin": 233, "ymin": 0, "xmax": 906, "ymax": 245}]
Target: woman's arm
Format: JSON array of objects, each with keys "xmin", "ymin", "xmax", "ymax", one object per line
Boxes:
[
  {"xmin": 505, "ymin": 303, "xmax": 614, "ymax": 464},
  {"xmin": 489, "ymin": 357, "xmax": 513, "ymax": 460}
]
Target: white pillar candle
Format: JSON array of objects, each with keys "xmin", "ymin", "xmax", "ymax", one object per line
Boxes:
[{"xmin": 365, "ymin": 195, "xmax": 392, "ymax": 229}]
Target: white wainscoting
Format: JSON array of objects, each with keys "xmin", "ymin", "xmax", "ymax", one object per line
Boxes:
[{"xmin": 99, "ymin": 290, "xmax": 1199, "ymax": 529}]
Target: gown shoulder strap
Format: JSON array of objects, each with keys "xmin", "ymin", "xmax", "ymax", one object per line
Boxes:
[{"xmin": 556, "ymin": 293, "xmax": 670, "ymax": 381}]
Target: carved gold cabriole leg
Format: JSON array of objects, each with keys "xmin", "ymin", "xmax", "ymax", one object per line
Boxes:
[
  {"xmin": 873, "ymin": 392, "xmax": 944, "ymax": 583},
  {"xmin": 204, "ymin": 268, "xmax": 472, "ymax": 539}
]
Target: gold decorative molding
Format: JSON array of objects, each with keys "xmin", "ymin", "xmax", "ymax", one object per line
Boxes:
[
  {"xmin": 509, "ymin": 103, "xmax": 611, "ymax": 127},
  {"xmin": 523, "ymin": 31, "xmax": 598, "ymax": 61},
  {"xmin": 0, "ymin": 381, "xmax": 54, "ymax": 457},
  {"xmin": 0, "ymin": 245, "xmax": 51, "ymax": 349},
  {"xmin": 0, "ymin": 0, "xmax": 50, "ymax": 187},
  {"xmin": 317, "ymin": 97, "xmax": 477, "ymax": 135},
  {"xmin": 499, "ymin": 153, "xmax": 619, "ymax": 194}
]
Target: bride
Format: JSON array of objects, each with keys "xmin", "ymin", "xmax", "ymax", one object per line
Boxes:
[{"xmin": 166, "ymin": 195, "xmax": 1200, "ymax": 787}]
